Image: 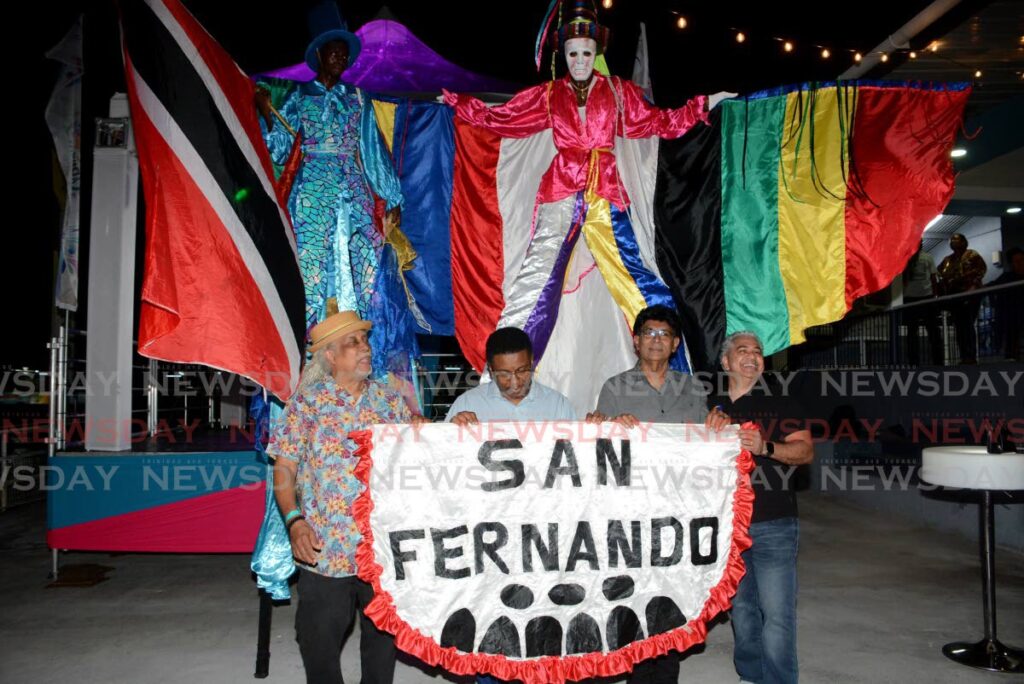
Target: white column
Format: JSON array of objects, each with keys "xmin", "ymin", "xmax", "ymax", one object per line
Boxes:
[{"xmin": 85, "ymin": 94, "xmax": 139, "ymax": 451}]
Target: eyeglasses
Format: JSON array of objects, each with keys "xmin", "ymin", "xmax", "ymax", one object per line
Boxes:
[
  {"xmin": 639, "ymin": 328, "xmax": 674, "ymax": 339},
  {"xmin": 334, "ymin": 332, "xmax": 370, "ymax": 349},
  {"xmin": 339, "ymin": 333, "xmax": 370, "ymax": 349},
  {"xmin": 491, "ymin": 367, "xmax": 534, "ymax": 381}
]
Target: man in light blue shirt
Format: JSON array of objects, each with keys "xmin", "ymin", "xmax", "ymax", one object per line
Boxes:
[
  {"xmin": 446, "ymin": 327, "xmax": 578, "ymax": 425},
  {"xmin": 445, "ymin": 327, "xmax": 577, "ymax": 684}
]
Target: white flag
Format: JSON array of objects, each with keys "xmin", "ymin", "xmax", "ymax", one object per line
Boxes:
[
  {"xmin": 45, "ymin": 16, "xmax": 84, "ymax": 312},
  {"xmin": 631, "ymin": 22, "xmax": 653, "ymax": 103}
]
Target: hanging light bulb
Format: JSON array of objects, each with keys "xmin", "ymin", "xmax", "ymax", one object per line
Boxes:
[
  {"xmin": 930, "ymin": 42, "xmax": 939, "ymax": 52},
  {"xmin": 974, "ymin": 69, "xmax": 983, "ymax": 78},
  {"xmin": 880, "ymin": 52, "xmax": 889, "ymax": 63},
  {"xmin": 736, "ymin": 31, "xmax": 746, "ymax": 43},
  {"xmin": 909, "ymin": 51, "xmax": 918, "ymax": 59},
  {"xmin": 601, "ymin": 0, "xmax": 612, "ymax": 8},
  {"xmin": 854, "ymin": 52, "xmax": 862, "ymax": 62},
  {"xmin": 821, "ymin": 48, "xmax": 831, "ymax": 59},
  {"xmin": 783, "ymin": 40, "xmax": 794, "ymax": 53},
  {"xmin": 676, "ymin": 16, "xmax": 687, "ymax": 29}
]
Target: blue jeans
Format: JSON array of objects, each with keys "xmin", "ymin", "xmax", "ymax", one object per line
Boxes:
[{"xmin": 731, "ymin": 517, "xmax": 799, "ymax": 684}]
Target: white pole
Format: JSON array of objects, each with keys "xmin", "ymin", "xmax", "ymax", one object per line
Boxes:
[
  {"xmin": 839, "ymin": 0, "xmax": 962, "ymax": 79},
  {"xmin": 48, "ymin": 336, "xmax": 58, "ymax": 458},
  {"xmin": 58, "ymin": 316, "xmax": 68, "ymax": 450},
  {"xmin": 148, "ymin": 359, "xmax": 158, "ymax": 436}
]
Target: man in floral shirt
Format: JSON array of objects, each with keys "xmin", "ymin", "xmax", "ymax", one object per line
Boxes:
[{"xmin": 269, "ymin": 310, "xmax": 424, "ymax": 684}]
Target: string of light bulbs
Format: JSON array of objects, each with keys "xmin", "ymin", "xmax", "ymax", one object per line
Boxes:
[{"xmin": 596, "ymin": 0, "xmax": 1000, "ymax": 82}]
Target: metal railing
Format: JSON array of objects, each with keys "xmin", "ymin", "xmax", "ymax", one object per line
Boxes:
[
  {"xmin": 416, "ymin": 353, "xmax": 478, "ymax": 420},
  {"xmin": 42, "ymin": 326, "xmax": 236, "ymax": 453},
  {"xmin": 42, "ymin": 323, "xmax": 70, "ymax": 451},
  {"xmin": 790, "ymin": 281, "xmax": 1023, "ymax": 369},
  {"xmin": 0, "ymin": 367, "xmax": 51, "ymax": 510}
]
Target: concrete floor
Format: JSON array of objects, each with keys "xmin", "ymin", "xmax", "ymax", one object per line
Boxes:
[{"xmin": 1, "ymin": 491, "xmax": 1021, "ymax": 684}]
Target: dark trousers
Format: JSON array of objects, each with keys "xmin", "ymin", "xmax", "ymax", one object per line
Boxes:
[
  {"xmin": 904, "ymin": 296, "xmax": 943, "ymax": 364},
  {"xmin": 295, "ymin": 570, "xmax": 396, "ymax": 684},
  {"xmin": 948, "ymin": 297, "xmax": 982, "ymax": 363},
  {"xmin": 628, "ymin": 653, "xmax": 679, "ymax": 684},
  {"xmin": 994, "ymin": 302, "xmax": 1022, "ymax": 360}
]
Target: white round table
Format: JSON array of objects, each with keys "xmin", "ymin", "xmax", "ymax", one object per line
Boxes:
[{"xmin": 920, "ymin": 446, "xmax": 1024, "ymax": 674}]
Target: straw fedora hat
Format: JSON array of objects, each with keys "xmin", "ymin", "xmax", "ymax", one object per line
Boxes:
[{"xmin": 308, "ymin": 311, "xmax": 372, "ymax": 353}]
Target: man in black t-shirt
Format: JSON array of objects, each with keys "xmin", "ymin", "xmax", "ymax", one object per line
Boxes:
[{"xmin": 714, "ymin": 332, "xmax": 813, "ymax": 684}]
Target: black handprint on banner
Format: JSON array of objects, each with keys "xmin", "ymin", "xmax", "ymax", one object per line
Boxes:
[{"xmin": 441, "ymin": 576, "xmax": 688, "ymax": 657}]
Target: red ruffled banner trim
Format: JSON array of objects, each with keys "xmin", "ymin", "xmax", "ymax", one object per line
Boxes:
[{"xmin": 352, "ymin": 425, "xmax": 757, "ymax": 684}]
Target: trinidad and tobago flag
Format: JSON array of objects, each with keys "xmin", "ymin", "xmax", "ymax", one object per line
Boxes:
[{"xmin": 120, "ymin": 0, "xmax": 305, "ymax": 400}]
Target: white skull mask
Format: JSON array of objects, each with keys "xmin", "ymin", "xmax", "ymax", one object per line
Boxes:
[{"xmin": 564, "ymin": 37, "xmax": 597, "ymax": 83}]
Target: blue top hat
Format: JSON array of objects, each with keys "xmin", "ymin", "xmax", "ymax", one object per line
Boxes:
[{"xmin": 304, "ymin": 1, "xmax": 362, "ymax": 72}]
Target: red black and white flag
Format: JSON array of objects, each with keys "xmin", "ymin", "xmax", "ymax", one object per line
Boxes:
[{"xmin": 120, "ymin": 0, "xmax": 305, "ymax": 400}]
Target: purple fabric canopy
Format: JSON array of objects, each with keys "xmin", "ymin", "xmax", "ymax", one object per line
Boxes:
[{"xmin": 257, "ymin": 19, "xmax": 517, "ymax": 93}]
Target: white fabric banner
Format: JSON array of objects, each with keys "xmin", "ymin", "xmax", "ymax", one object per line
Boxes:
[
  {"xmin": 354, "ymin": 422, "xmax": 753, "ymax": 683},
  {"xmin": 494, "ymin": 131, "xmax": 650, "ymax": 415}
]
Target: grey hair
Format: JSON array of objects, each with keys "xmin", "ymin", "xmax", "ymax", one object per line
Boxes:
[
  {"xmin": 295, "ymin": 343, "xmax": 336, "ymax": 395},
  {"xmin": 719, "ymin": 330, "xmax": 763, "ymax": 361}
]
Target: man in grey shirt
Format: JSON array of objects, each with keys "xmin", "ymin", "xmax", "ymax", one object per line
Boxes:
[
  {"xmin": 586, "ymin": 304, "xmax": 729, "ymax": 684},
  {"xmin": 589, "ymin": 305, "xmax": 727, "ymax": 427},
  {"xmin": 902, "ymin": 240, "xmax": 938, "ymax": 300},
  {"xmin": 901, "ymin": 241, "xmax": 942, "ymax": 364}
]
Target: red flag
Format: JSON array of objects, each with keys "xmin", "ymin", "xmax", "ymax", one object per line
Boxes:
[{"xmin": 120, "ymin": 0, "xmax": 306, "ymax": 400}]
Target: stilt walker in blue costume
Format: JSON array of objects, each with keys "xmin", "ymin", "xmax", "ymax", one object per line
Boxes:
[
  {"xmin": 256, "ymin": 1, "xmax": 419, "ymax": 384},
  {"xmin": 251, "ymin": 1, "xmax": 420, "ymax": 601}
]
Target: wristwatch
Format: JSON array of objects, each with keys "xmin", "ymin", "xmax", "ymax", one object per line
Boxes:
[{"xmin": 763, "ymin": 441, "xmax": 775, "ymax": 456}]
